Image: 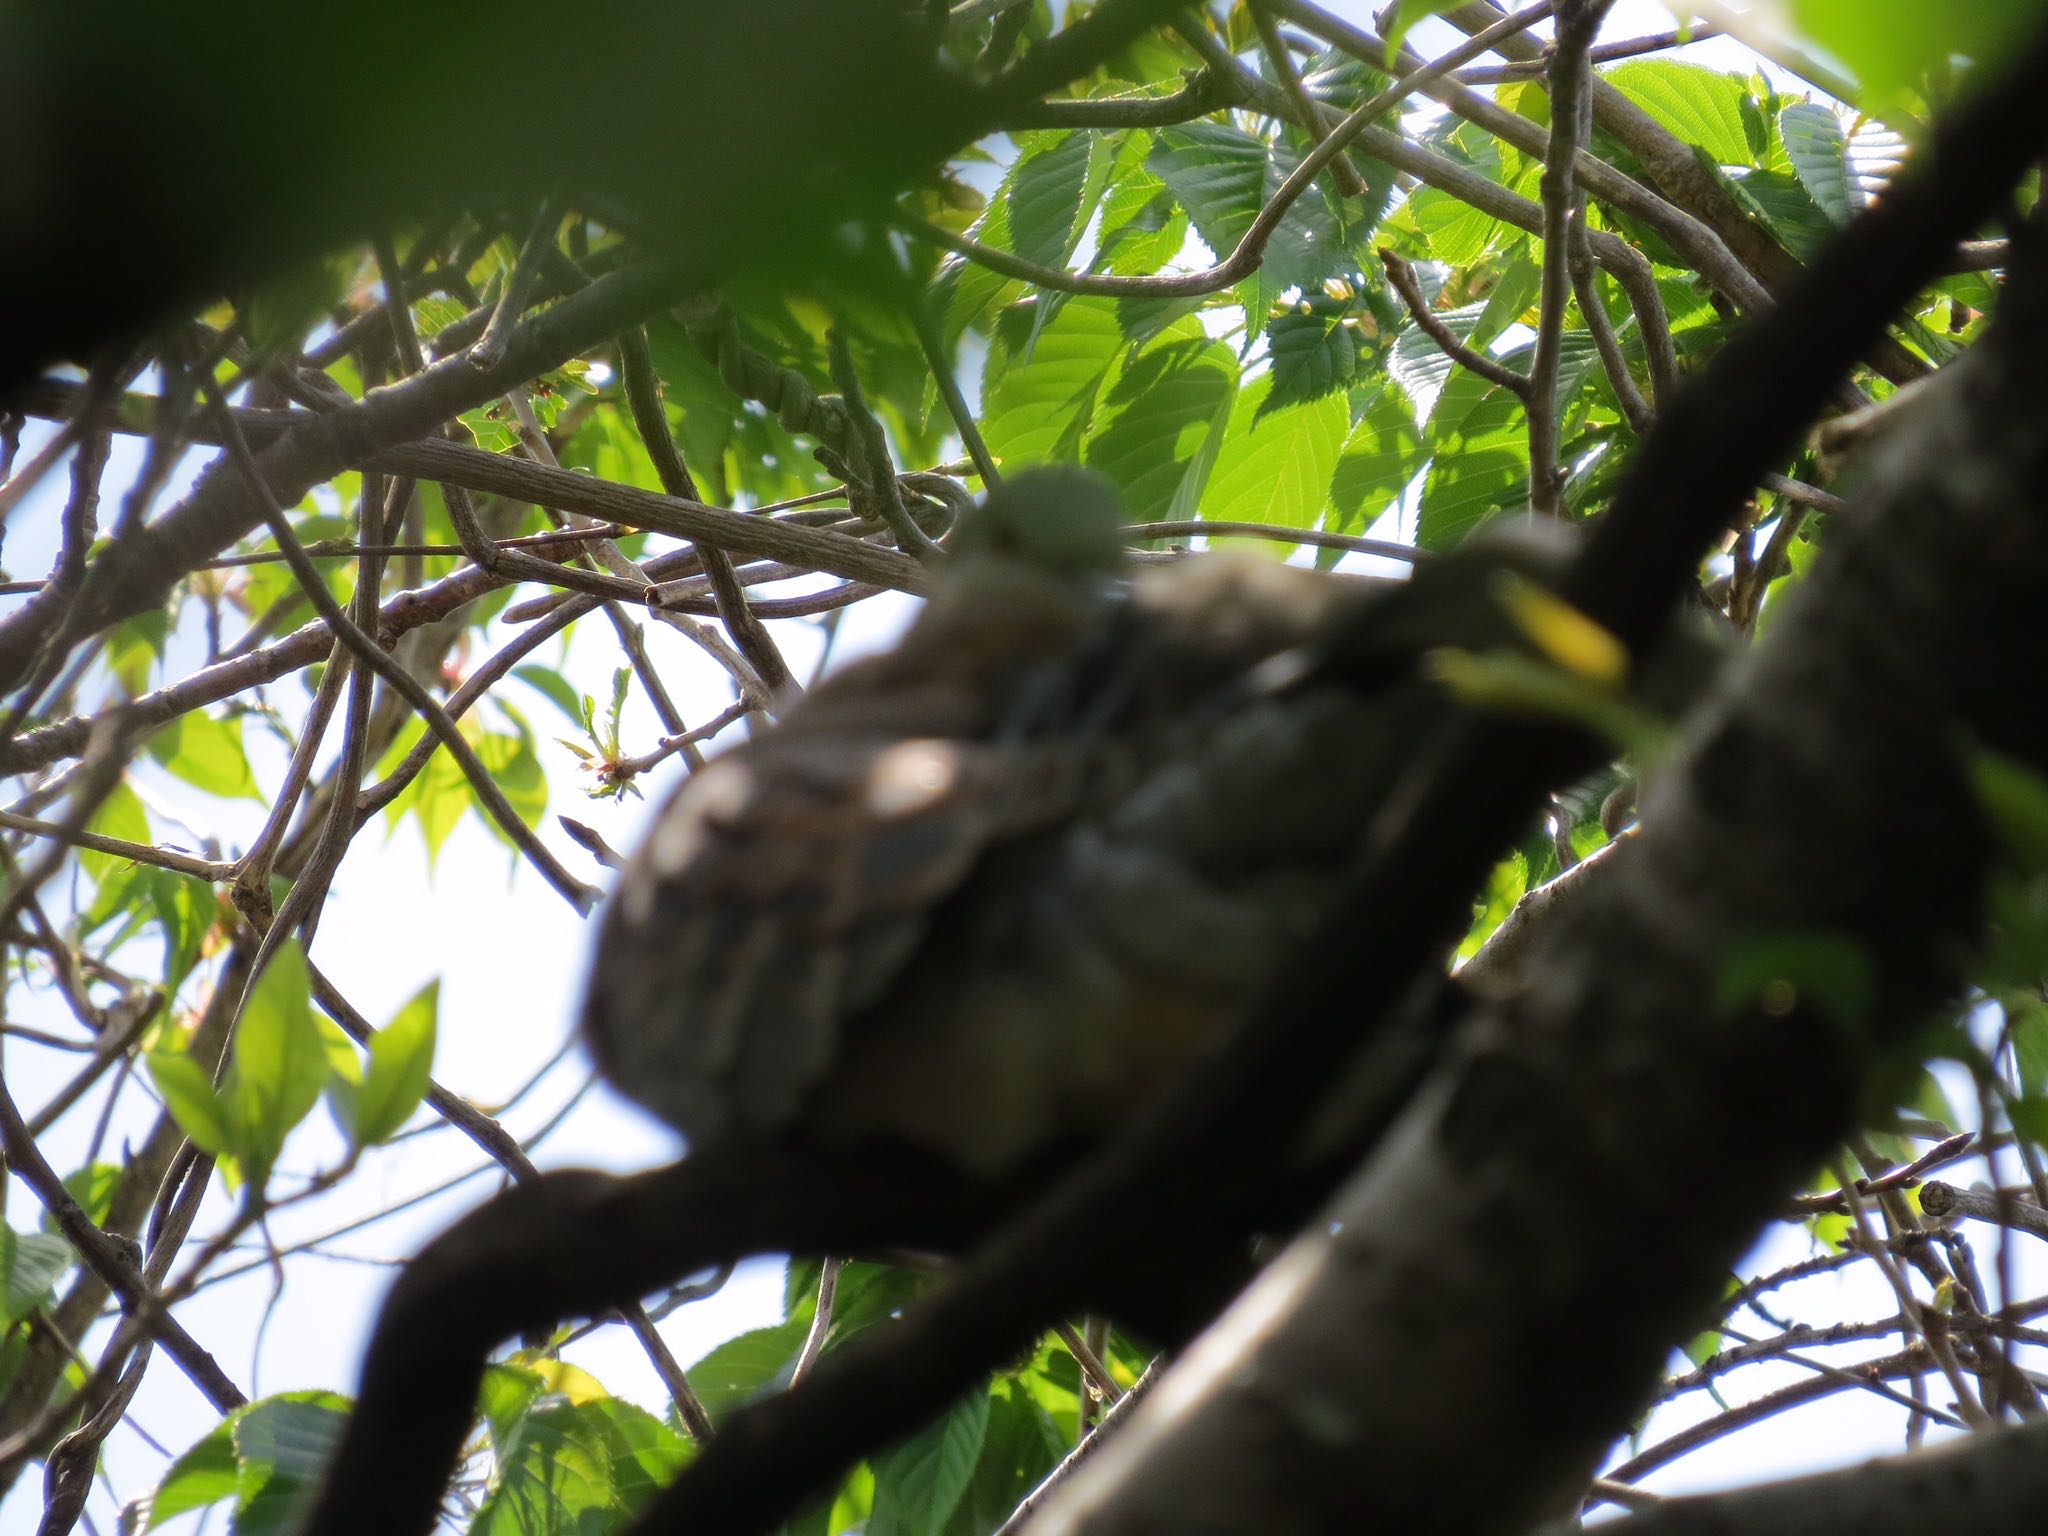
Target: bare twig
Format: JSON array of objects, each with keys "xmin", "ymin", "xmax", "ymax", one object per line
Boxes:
[
  {"xmin": 199, "ymin": 388, "xmax": 598, "ymax": 914},
  {"xmin": 468, "ymin": 193, "xmax": 563, "ymax": 370},
  {"xmin": 1251, "ymin": 0, "xmax": 1369, "ymax": 198},
  {"xmin": 0, "ymin": 807, "xmax": 234, "ymax": 881},
  {"xmin": 618, "ymin": 326, "xmax": 796, "ymax": 694},
  {"xmin": 1380, "ymin": 250, "xmax": 1531, "ymax": 398},
  {"xmin": 0, "ymin": 1080, "xmax": 245, "ymax": 1418},
  {"xmin": 790, "ymin": 1258, "xmax": 844, "ymax": 1387},
  {"xmin": 1834, "ymin": 1159, "xmax": 1989, "ymax": 1427},
  {"xmin": 1526, "ymin": 1, "xmax": 1611, "ymax": 517}
]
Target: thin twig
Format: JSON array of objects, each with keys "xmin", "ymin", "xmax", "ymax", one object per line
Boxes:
[
  {"xmin": 790, "ymin": 1258, "xmax": 844, "ymax": 1387},
  {"xmin": 0, "ymin": 1079, "xmax": 245, "ymax": 1416},
  {"xmin": 914, "ymin": 304, "xmax": 1001, "ymax": 490},
  {"xmin": 199, "ymin": 386, "xmax": 598, "ymax": 914},
  {"xmin": 1380, "ymin": 250, "xmax": 1531, "ymax": 398},
  {"xmin": 907, "ymin": 1, "xmax": 1555, "ymax": 301},
  {"xmin": 1834, "ymin": 1158, "xmax": 1989, "ymax": 1427},
  {"xmin": 0, "ymin": 808, "xmax": 235, "ymax": 881},
  {"xmin": 1526, "ymin": 1, "xmax": 1609, "ymax": 517},
  {"xmin": 1126, "ymin": 520, "xmax": 1423, "ymax": 560},
  {"xmin": 1251, "ymin": 0, "xmax": 1368, "ymax": 198},
  {"xmin": 618, "ymin": 327, "xmax": 794, "ymax": 695},
  {"xmin": 1455, "ymin": 24, "xmax": 1724, "ymax": 83},
  {"xmin": 468, "ymin": 194, "xmax": 563, "ymax": 370},
  {"xmin": 990, "ymin": 1360, "xmax": 1162, "ymax": 1536}
]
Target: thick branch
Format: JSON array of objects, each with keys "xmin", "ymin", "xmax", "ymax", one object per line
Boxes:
[{"xmin": 295, "ymin": 1152, "xmax": 1008, "ymax": 1536}]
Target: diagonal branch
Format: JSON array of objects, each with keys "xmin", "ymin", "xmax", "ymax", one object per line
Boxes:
[{"xmin": 1525, "ymin": 0, "xmax": 1613, "ymax": 516}]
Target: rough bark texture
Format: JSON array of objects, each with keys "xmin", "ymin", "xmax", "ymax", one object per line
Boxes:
[{"xmin": 1018, "ymin": 230, "xmax": 2048, "ymax": 1535}]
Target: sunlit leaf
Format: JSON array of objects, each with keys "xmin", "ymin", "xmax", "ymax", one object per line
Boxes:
[
  {"xmin": 1202, "ymin": 375, "xmax": 1348, "ymax": 532},
  {"xmin": 0, "ymin": 1226, "xmax": 74, "ymax": 1324},
  {"xmin": 1604, "ymin": 60, "xmax": 1755, "ymax": 167},
  {"xmin": 347, "ymin": 980, "xmax": 439, "ymax": 1146},
  {"xmin": 148, "ymin": 711, "xmax": 262, "ymax": 802}
]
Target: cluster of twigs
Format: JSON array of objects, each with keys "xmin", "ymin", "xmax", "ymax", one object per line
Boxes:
[{"xmin": 0, "ymin": 3, "xmax": 2044, "ymax": 1535}]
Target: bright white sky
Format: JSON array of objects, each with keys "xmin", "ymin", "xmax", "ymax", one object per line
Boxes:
[{"xmin": 1, "ymin": 5, "xmax": 2016, "ymax": 1533}]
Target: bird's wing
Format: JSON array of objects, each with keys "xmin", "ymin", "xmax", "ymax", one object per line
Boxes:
[{"xmin": 581, "ymin": 725, "xmax": 1067, "ymax": 1144}]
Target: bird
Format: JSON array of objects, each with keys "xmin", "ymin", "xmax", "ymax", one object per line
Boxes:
[{"xmin": 579, "ymin": 468, "xmax": 1618, "ymax": 1177}]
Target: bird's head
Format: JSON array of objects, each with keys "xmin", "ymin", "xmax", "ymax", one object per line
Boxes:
[{"xmin": 946, "ymin": 466, "xmax": 1130, "ymax": 581}]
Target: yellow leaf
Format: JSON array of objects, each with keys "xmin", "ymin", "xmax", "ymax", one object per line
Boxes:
[{"xmin": 1496, "ymin": 574, "xmax": 1629, "ymax": 689}]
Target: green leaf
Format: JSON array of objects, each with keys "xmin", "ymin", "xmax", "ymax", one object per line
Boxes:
[
  {"xmin": 131, "ymin": 1392, "xmax": 349, "ymax": 1534},
  {"xmin": 80, "ymin": 779, "xmax": 150, "ymax": 885},
  {"xmin": 1785, "ymin": 0, "xmax": 2048, "ymax": 104},
  {"xmin": 868, "ymin": 1391, "xmax": 992, "ymax": 1536},
  {"xmin": 479, "ymin": 1362, "xmax": 547, "ymax": 1450},
  {"xmin": 1382, "ymin": 0, "xmax": 1464, "ymax": 55},
  {"xmin": 1408, "ymin": 185, "xmax": 1505, "ymax": 267},
  {"xmin": 935, "ymin": 190, "xmax": 1021, "ymax": 348},
  {"xmin": 220, "ymin": 937, "xmax": 327, "ymax": 1187},
  {"xmin": 46, "ymin": 1162, "xmax": 123, "ymax": 1234},
  {"xmin": 0, "ymin": 1226, "xmax": 75, "ymax": 1324},
  {"xmin": 1006, "ymin": 130, "xmax": 1094, "ymax": 269},
  {"xmin": 130, "ymin": 1418, "xmax": 239, "ymax": 1531},
  {"xmin": 350, "ymin": 980, "xmax": 438, "ymax": 1145},
  {"xmin": 980, "ymin": 297, "xmax": 1124, "ymax": 468},
  {"xmin": 1458, "ymin": 850, "xmax": 1530, "ymax": 961},
  {"xmin": 146, "ymin": 1048, "xmax": 232, "ymax": 1156},
  {"xmin": 1149, "ymin": 123, "xmax": 1341, "ymax": 292},
  {"xmin": 1681, "ymin": 1327, "xmax": 1727, "ymax": 1370},
  {"xmin": 475, "ymin": 730, "xmax": 550, "ymax": 835},
  {"xmin": 1111, "ymin": 293, "xmax": 1203, "ymax": 347},
  {"xmin": 1778, "ymin": 102, "xmax": 1855, "ymax": 224},
  {"xmin": 232, "ymin": 1394, "xmax": 351, "ymax": 1536},
  {"xmin": 1328, "ymin": 385, "xmax": 1424, "ymax": 537},
  {"xmin": 1969, "ymin": 746, "xmax": 2048, "ymax": 870},
  {"xmin": 1604, "ymin": 60, "xmax": 1756, "ymax": 167},
  {"xmin": 1729, "ymin": 169, "xmax": 1834, "ymax": 262},
  {"xmin": 147, "ymin": 711, "xmax": 262, "ymax": 801},
  {"xmin": 1389, "ymin": 298, "xmax": 1488, "ymax": 411},
  {"xmin": 377, "ymin": 715, "xmax": 470, "ymax": 865},
  {"xmin": 1418, "ymin": 383, "xmax": 1526, "ymax": 550},
  {"xmin": 686, "ymin": 1317, "xmax": 811, "ymax": 1423},
  {"xmin": 581, "ymin": 1397, "xmax": 692, "ymax": 1515},
  {"xmin": 783, "ymin": 1261, "xmax": 942, "ymax": 1352},
  {"xmin": 1082, "ymin": 335, "xmax": 1237, "ymax": 520},
  {"xmin": 107, "ymin": 608, "xmax": 170, "ymax": 695},
  {"xmin": 1471, "ymin": 254, "xmax": 1540, "ymax": 350},
  {"xmin": 941, "ymin": 1379, "xmax": 1066, "ymax": 1536},
  {"xmin": 513, "ymin": 665, "xmax": 588, "ymax": 730},
  {"xmin": 1261, "ymin": 311, "xmax": 1359, "ymax": 416},
  {"xmin": 2011, "ymin": 997, "xmax": 2048, "ymax": 1096},
  {"xmin": 476, "ymin": 1400, "xmax": 617, "ymax": 1536},
  {"xmin": 1098, "ymin": 170, "xmax": 1186, "ymax": 277},
  {"xmin": 151, "ymin": 871, "xmax": 218, "ymax": 996},
  {"xmin": 246, "ymin": 253, "xmax": 356, "ymax": 365},
  {"xmin": 1201, "ymin": 375, "xmax": 1348, "ymax": 531},
  {"xmin": 2012, "ymin": 1095, "xmax": 2048, "ymax": 1148}
]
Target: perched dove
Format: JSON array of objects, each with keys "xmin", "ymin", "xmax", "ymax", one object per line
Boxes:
[{"xmin": 580, "ymin": 468, "xmax": 1595, "ymax": 1175}]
